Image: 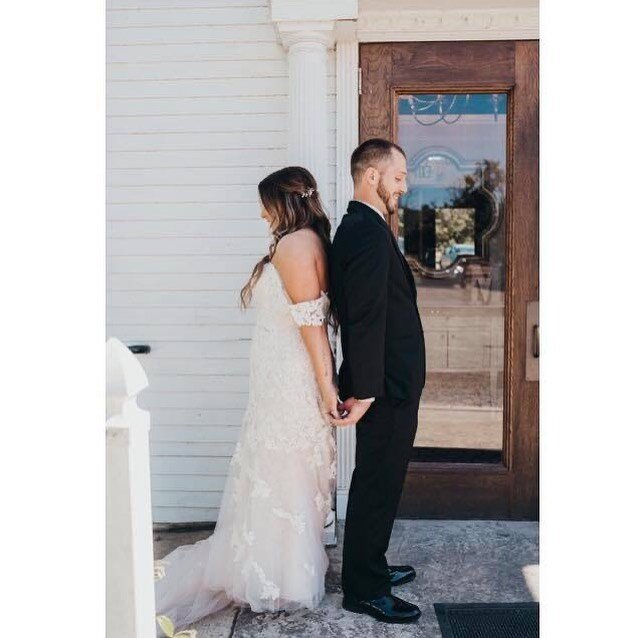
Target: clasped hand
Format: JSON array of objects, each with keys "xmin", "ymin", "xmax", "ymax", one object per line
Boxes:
[{"xmin": 323, "ymin": 395, "xmax": 372, "ymax": 427}]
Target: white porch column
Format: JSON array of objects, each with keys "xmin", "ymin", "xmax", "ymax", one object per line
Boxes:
[
  {"xmin": 334, "ymin": 20, "xmax": 359, "ymax": 520},
  {"xmin": 279, "ymin": 23, "xmax": 334, "ymax": 199},
  {"xmin": 271, "ymin": 0, "xmax": 357, "ymax": 201}
]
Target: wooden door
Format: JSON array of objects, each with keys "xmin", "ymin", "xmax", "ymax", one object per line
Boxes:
[{"xmin": 360, "ymin": 41, "xmax": 538, "ymax": 519}]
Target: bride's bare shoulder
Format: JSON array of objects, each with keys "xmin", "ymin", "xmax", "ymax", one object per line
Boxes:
[
  {"xmin": 274, "ymin": 228, "xmax": 324, "ymax": 264},
  {"xmin": 272, "ymin": 229, "xmax": 326, "ymax": 301}
]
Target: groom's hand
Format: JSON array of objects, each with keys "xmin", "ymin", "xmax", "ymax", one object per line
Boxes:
[{"xmin": 328, "ymin": 397, "xmax": 372, "ymax": 427}]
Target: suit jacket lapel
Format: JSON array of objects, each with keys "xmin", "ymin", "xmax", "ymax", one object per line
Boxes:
[
  {"xmin": 346, "ymin": 200, "xmax": 417, "ymax": 302},
  {"xmin": 387, "ymin": 230, "xmax": 417, "ymax": 301}
]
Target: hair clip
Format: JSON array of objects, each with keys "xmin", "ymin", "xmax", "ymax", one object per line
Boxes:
[{"xmin": 300, "ymin": 188, "xmax": 315, "ymax": 198}]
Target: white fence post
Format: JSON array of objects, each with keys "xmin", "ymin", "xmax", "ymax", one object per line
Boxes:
[{"xmin": 106, "ymin": 337, "xmax": 156, "ymax": 638}]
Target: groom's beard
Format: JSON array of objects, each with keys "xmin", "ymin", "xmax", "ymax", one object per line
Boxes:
[{"xmin": 377, "ymin": 181, "xmax": 399, "ymax": 216}]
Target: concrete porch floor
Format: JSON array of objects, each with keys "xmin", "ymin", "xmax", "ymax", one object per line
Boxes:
[{"xmin": 154, "ymin": 519, "xmax": 539, "ymax": 637}]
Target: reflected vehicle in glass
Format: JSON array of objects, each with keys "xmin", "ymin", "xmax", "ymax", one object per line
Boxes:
[{"xmin": 440, "ymin": 243, "xmax": 475, "ymax": 269}]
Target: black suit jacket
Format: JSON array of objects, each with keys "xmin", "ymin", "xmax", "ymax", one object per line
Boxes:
[{"xmin": 330, "ymin": 200, "xmax": 426, "ymax": 401}]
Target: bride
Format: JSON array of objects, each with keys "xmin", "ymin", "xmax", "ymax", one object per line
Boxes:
[{"xmin": 154, "ymin": 166, "xmax": 341, "ymax": 630}]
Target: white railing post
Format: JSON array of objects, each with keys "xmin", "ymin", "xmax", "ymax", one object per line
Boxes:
[{"xmin": 106, "ymin": 337, "xmax": 155, "ymax": 638}]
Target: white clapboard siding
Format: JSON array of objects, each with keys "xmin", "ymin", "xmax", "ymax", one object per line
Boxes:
[
  {"xmin": 108, "ymin": 149, "xmax": 289, "ymax": 170},
  {"xmin": 107, "ymin": 166, "xmax": 294, "ymax": 186},
  {"xmin": 152, "ymin": 441, "xmax": 240, "ymax": 457},
  {"xmin": 130, "ymin": 341, "xmax": 252, "ymax": 359},
  {"xmin": 151, "ymin": 425, "xmax": 242, "ymax": 443},
  {"xmin": 141, "ymin": 391, "xmax": 248, "ymax": 410},
  {"xmin": 107, "ymin": 307, "xmax": 256, "ymax": 327},
  {"xmin": 107, "ymin": 219, "xmax": 269, "ymax": 237},
  {"xmin": 107, "ymin": 183, "xmax": 336, "ymax": 204},
  {"xmin": 144, "ymin": 374, "xmax": 249, "ymax": 393},
  {"xmin": 105, "ymin": 203, "xmax": 295, "ymax": 221},
  {"xmin": 106, "ymin": 130, "xmax": 287, "ymax": 151},
  {"xmin": 107, "ymin": 147, "xmax": 337, "ymax": 170},
  {"xmin": 107, "ymin": 0, "xmax": 267, "ymax": 7},
  {"xmin": 107, "ymin": 273, "xmax": 256, "ymax": 291},
  {"xmin": 106, "ymin": 133, "xmax": 335, "ymax": 155},
  {"xmin": 106, "ymin": 324, "xmax": 253, "ymax": 341},
  {"xmin": 108, "ymin": 77, "xmax": 335, "ymax": 98},
  {"xmin": 151, "ymin": 456, "xmax": 230, "ymax": 476},
  {"xmin": 107, "ymin": 25, "xmax": 277, "ymax": 46},
  {"xmin": 107, "ymin": 290, "xmax": 250, "ymax": 308},
  {"xmin": 150, "ymin": 409, "xmax": 246, "ymax": 427},
  {"xmin": 108, "ymin": 60, "xmax": 289, "ymax": 82},
  {"xmin": 107, "ymin": 6, "xmax": 271, "ymax": 28},
  {"xmin": 153, "ymin": 507, "xmax": 218, "ymax": 522},
  {"xmin": 107, "ymin": 95, "xmax": 288, "ymax": 116},
  {"xmin": 107, "ymin": 246, "xmax": 264, "ymax": 264},
  {"xmin": 107, "ymin": 112, "xmax": 290, "ymax": 133},
  {"xmin": 108, "ymin": 41, "xmax": 284, "ymax": 64},
  {"xmin": 106, "ymin": 78, "xmax": 291, "ymax": 99},
  {"xmin": 107, "ymin": 254, "xmax": 264, "ymax": 274},
  {"xmin": 152, "ymin": 492, "xmax": 223, "ymax": 508},
  {"xmin": 107, "ymin": 0, "xmax": 337, "ymax": 524},
  {"xmin": 152, "ymin": 476, "xmax": 227, "ymax": 493}
]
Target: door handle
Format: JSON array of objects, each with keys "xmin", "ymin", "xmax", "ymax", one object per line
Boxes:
[{"xmin": 526, "ymin": 302, "xmax": 539, "ymax": 381}]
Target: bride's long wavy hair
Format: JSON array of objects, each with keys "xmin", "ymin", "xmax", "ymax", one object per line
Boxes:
[{"xmin": 240, "ymin": 166, "xmax": 336, "ymax": 328}]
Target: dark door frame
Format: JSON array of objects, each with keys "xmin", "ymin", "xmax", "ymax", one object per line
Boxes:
[{"xmin": 359, "ymin": 41, "xmax": 539, "ymax": 520}]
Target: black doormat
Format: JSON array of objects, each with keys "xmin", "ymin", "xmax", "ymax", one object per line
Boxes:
[{"xmin": 434, "ymin": 603, "xmax": 539, "ymax": 638}]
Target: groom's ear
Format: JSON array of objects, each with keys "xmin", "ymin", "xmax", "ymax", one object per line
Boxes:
[{"xmin": 363, "ymin": 166, "xmax": 378, "ymax": 185}]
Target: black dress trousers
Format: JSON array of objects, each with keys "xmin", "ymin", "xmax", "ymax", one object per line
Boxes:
[{"xmin": 341, "ymin": 395, "xmax": 420, "ymax": 600}]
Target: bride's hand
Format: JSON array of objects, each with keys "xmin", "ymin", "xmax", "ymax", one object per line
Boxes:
[{"xmin": 320, "ymin": 384, "xmax": 341, "ymax": 421}]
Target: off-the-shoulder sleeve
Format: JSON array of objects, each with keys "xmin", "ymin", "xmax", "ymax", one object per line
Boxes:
[{"xmin": 288, "ymin": 291, "xmax": 330, "ymax": 326}]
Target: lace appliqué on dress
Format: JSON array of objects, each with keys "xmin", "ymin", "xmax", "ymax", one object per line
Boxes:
[
  {"xmin": 314, "ymin": 492, "xmax": 331, "ymax": 515},
  {"xmin": 272, "ymin": 508, "xmax": 307, "ymax": 534},
  {"xmin": 242, "ymin": 562, "xmax": 280, "ymax": 600},
  {"xmin": 288, "ymin": 291, "xmax": 330, "ymax": 326}
]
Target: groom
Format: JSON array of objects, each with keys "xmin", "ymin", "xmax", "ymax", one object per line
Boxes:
[{"xmin": 329, "ymin": 138, "xmax": 426, "ymax": 624}]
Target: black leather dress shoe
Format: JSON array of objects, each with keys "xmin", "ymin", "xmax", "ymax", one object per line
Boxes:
[
  {"xmin": 388, "ymin": 564, "xmax": 416, "ymax": 587},
  {"xmin": 342, "ymin": 593, "xmax": 421, "ymax": 624}
]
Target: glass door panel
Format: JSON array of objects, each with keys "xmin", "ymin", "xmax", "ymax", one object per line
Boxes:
[{"xmin": 396, "ymin": 93, "xmax": 508, "ymax": 463}]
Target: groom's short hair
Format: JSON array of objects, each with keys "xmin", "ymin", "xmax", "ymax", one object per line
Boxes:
[{"xmin": 351, "ymin": 138, "xmax": 406, "ymax": 182}]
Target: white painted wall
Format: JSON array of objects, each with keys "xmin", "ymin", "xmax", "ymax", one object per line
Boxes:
[{"xmin": 107, "ymin": 0, "xmax": 337, "ymax": 523}]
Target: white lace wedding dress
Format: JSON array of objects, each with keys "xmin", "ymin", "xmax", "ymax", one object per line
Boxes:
[{"xmin": 154, "ymin": 262, "xmax": 337, "ymax": 630}]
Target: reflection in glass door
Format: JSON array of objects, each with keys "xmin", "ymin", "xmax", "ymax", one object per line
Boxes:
[{"xmin": 396, "ymin": 93, "xmax": 508, "ymax": 463}]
